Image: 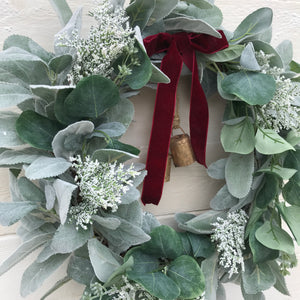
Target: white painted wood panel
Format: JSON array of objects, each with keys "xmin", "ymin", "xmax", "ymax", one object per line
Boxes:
[{"xmin": 0, "ymin": 0, "xmax": 299, "ymax": 299}]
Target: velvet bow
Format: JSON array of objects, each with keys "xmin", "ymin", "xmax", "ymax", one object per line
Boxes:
[{"xmin": 141, "ymin": 31, "xmax": 228, "ymax": 205}]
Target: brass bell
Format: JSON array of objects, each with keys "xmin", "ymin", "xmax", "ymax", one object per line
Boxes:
[
  {"xmin": 170, "ymin": 133, "xmax": 195, "ymax": 167},
  {"xmin": 164, "ymin": 153, "xmax": 172, "ymax": 182}
]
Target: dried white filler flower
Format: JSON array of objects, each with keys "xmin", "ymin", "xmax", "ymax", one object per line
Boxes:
[
  {"xmin": 59, "ymin": 0, "xmax": 138, "ymax": 85},
  {"xmin": 256, "ymin": 50, "xmax": 300, "ymax": 132},
  {"xmin": 69, "ymin": 155, "xmax": 140, "ymax": 230},
  {"xmin": 211, "ymin": 209, "xmax": 248, "ymax": 278}
]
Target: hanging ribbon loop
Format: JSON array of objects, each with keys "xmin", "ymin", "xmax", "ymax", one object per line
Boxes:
[{"xmin": 141, "ymin": 31, "xmax": 228, "ymax": 205}]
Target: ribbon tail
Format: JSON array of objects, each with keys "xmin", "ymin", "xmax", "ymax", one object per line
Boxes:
[
  {"xmin": 141, "ymin": 42, "xmax": 183, "ymax": 205},
  {"xmin": 189, "ymin": 51, "xmax": 208, "ymax": 168}
]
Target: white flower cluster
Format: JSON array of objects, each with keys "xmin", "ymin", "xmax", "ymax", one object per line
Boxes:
[
  {"xmin": 81, "ymin": 277, "xmax": 157, "ymax": 300},
  {"xmin": 70, "ymin": 155, "xmax": 140, "ymax": 230},
  {"xmin": 256, "ymin": 50, "xmax": 300, "ymax": 132},
  {"xmin": 211, "ymin": 209, "xmax": 248, "ymax": 278},
  {"xmin": 62, "ymin": 0, "xmax": 137, "ymax": 85}
]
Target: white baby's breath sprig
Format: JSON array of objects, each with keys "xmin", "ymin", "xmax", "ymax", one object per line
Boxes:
[
  {"xmin": 81, "ymin": 276, "xmax": 158, "ymax": 300},
  {"xmin": 211, "ymin": 209, "xmax": 248, "ymax": 278},
  {"xmin": 255, "ymin": 50, "xmax": 300, "ymax": 132},
  {"xmin": 60, "ymin": 0, "xmax": 137, "ymax": 85},
  {"xmin": 69, "ymin": 155, "xmax": 140, "ymax": 230}
]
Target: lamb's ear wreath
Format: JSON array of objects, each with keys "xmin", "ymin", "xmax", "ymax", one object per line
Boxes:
[{"xmin": 0, "ymin": 1, "xmax": 299, "ymax": 299}]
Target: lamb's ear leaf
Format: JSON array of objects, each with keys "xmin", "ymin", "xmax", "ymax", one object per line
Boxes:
[
  {"xmin": 88, "ymin": 238, "xmax": 121, "ymax": 282},
  {"xmin": 20, "ymin": 254, "xmax": 69, "ymax": 297},
  {"xmin": 225, "ymin": 152, "xmax": 254, "ymax": 198},
  {"xmin": 49, "ymin": 0, "xmax": 73, "ymax": 26}
]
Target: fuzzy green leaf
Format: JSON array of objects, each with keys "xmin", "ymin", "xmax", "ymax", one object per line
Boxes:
[
  {"xmin": 0, "ymin": 148, "xmax": 50, "ymax": 167},
  {"xmin": 221, "ymin": 117, "xmax": 255, "ymax": 154},
  {"xmin": 221, "ymin": 71, "xmax": 276, "ymax": 105},
  {"xmin": 3, "ymin": 35, "xmax": 54, "ymax": 63},
  {"xmin": 92, "ymin": 215, "xmax": 121, "ymax": 230},
  {"xmin": 92, "ymin": 149, "xmax": 138, "ymax": 164},
  {"xmin": 255, "ymin": 221, "xmax": 295, "ymax": 255},
  {"xmin": 255, "ymin": 128, "xmax": 295, "ymax": 155},
  {"xmin": 49, "ymin": 0, "xmax": 73, "ymax": 26},
  {"xmin": 205, "ymin": 45, "xmax": 244, "ymax": 62},
  {"xmin": 0, "ymin": 82, "xmax": 32, "ymax": 109},
  {"xmin": 0, "ymin": 112, "xmax": 25, "ymax": 147},
  {"xmin": 149, "ymin": 0, "xmax": 178, "ymax": 24},
  {"xmin": 267, "ymin": 260, "xmax": 290, "ymax": 296},
  {"xmin": 0, "ymin": 202, "xmax": 38, "ymax": 226},
  {"xmin": 20, "ymin": 254, "xmax": 69, "ymax": 297},
  {"xmin": 25, "ymin": 157, "xmax": 71, "ymax": 180},
  {"xmin": 225, "ymin": 152, "xmax": 254, "ymax": 198},
  {"xmin": 67, "ymin": 256, "xmax": 94, "ymax": 285},
  {"xmin": 186, "ymin": 233, "xmax": 215, "ymax": 258},
  {"xmin": 0, "ymin": 231, "xmax": 53, "ymax": 275},
  {"xmin": 207, "ymin": 158, "xmax": 227, "ymax": 180},
  {"xmin": 17, "ymin": 176, "xmax": 46, "ymax": 203},
  {"xmin": 52, "ymin": 120, "xmax": 94, "ymax": 159},
  {"xmin": 276, "ymin": 40, "xmax": 293, "ymax": 68},
  {"xmin": 164, "ymin": 17, "xmax": 221, "ymax": 38},
  {"xmin": 210, "ymin": 185, "xmax": 239, "ymax": 210},
  {"xmin": 92, "ymin": 122, "xmax": 126, "ymax": 138},
  {"xmin": 240, "ymin": 42, "xmax": 261, "ymax": 71},
  {"xmin": 51, "ymin": 223, "xmax": 93, "ymax": 254},
  {"xmin": 53, "ymin": 179, "xmax": 77, "ymax": 224},
  {"xmin": 88, "ymin": 238, "xmax": 121, "ymax": 282},
  {"xmin": 150, "ymin": 63, "xmax": 170, "ymax": 83},
  {"xmin": 167, "ymin": 255, "xmax": 205, "ymax": 299},
  {"xmin": 202, "ymin": 252, "xmax": 218, "ymax": 300}
]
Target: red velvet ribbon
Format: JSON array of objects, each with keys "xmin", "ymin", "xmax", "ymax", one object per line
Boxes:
[{"xmin": 141, "ymin": 31, "xmax": 228, "ymax": 205}]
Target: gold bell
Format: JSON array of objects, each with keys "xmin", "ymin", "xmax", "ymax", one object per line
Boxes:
[
  {"xmin": 170, "ymin": 133, "xmax": 195, "ymax": 167},
  {"xmin": 164, "ymin": 153, "xmax": 172, "ymax": 182}
]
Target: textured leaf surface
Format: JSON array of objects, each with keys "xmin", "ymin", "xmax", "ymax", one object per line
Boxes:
[
  {"xmin": 168, "ymin": 255, "xmax": 205, "ymax": 299},
  {"xmin": 51, "ymin": 223, "xmax": 93, "ymax": 254},
  {"xmin": 232, "ymin": 8, "xmax": 273, "ymax": 43},
  {"xmin": 49, "ymin": 0, "xmax": 72, "ymax": 26},
  {"xmin": 126, "ymin": 0, "xmax": 155, "ymax": 29},
  {"xmin": 0, "ymin": 112, "xmax": 25, "ymax": 147},
  {"xmin": 205, "ymin": 44, "xmax": 244, "ymax": 62},
  {"xmin": 65, "ymin": 75, "xmax": 120, "ymax": 119},
  {"xmin": 242, "ymin": 259, "xmax": 276, "ymax": 294},
  {"xmin": 140, "ymin": 225, "xmax": 183, "ymax": 259},
  {"xmin": 53, "ymin": 179, "xmax": 77, "ymax": 224},
  {"xmin": 255, "ymin": 221, "xmax": 295, "ymax": 255},
  {"xmin": 52, "ymin": 121, "xmax": 94, "ymax": 159},
  {"xmin": 202, "ymin": 252, "xmax": 218, "ymax": 300},
  {"xmin": 67, "ymin": 255, "xmax": 94, "ymax": 285},
  {"xmin": 210, "ymin": 185, "xmax": 239, "ymax": 210},
  {"xmin": 0, "ymin": 202, "xmax": 38, "ymax": 226},
  {"xmin": 0, "ymin": 231, "xmax": 53, "ymax": 275},
  {"xmin": 207, "ymin": 158, "xmax": 227, "ymax": 180},
  {"xmin": 221, "ymin": 117, "xmax": 255, "ymax": 154},
  {"xmin": 20, "ymin": 254, "xmax": 69, "ymax": 297},
  {"xmin": 129, "ymin": 272, "xmax": 180, "ymax": 300},
  {"xmin": 16, "ymin": 111, "xmax": 63, "ymax": 150},
  {"xmin": 25, "ymin": 157, "xmax": 71, "ymax": 180},
  {"xmin": 255, "ymin": 128, "xmax": 295, "ymax": 154},
  {"xmin": 88, "ymin": 239, "xmax": 121, "ymax": 282},
  {"xmin": 221, "ymin": 72, "xmax": 276, "ymax": 105},
  {"xmin": 225, "ymin": 152, "xmax": 254, "ymax": 198}
]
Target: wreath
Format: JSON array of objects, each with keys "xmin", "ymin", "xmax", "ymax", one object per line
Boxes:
[{"xmin": 0, "ymin": 0, "xmax": 299, "ymax": 299}]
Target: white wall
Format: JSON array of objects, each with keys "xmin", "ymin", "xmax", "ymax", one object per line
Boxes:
[{"xmin": 0, "ymin": 1, "xmax": 299, "ymax": 299}]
